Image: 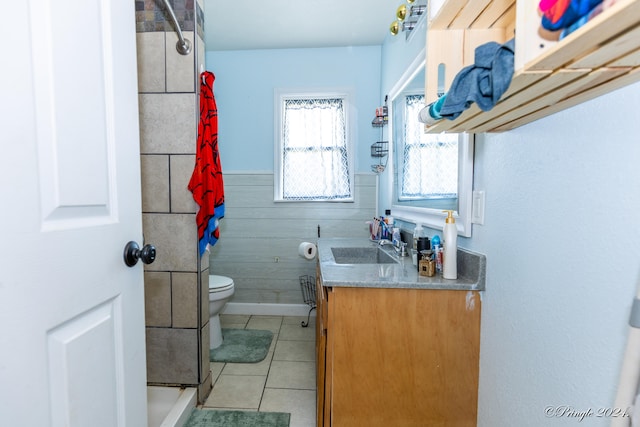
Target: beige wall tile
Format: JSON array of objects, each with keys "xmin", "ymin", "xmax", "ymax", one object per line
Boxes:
[
  {"xmin": 197, "ymin": 33, "xmax": 206, "ymax": 81},
  {"xmin": 141, "ymin": 154, "xmax": 170, "ymax": 213},
  {"xmin": 136, "ymin": 32, "xmax": 165, "ymax": 93},
  {"xmin": 138, "ymin": 93, "xmax": 197, "ymax": 154},
  {"xmin": 198, "ymin": 370, "xmax": 212, "ymax": 405},
  {"xmin": 200, "ymin": 267, "xmax": 209, "ymax": 328},
  {"xmin": 172, "ymin": 272, "xmax": 198, "ymax": 328},
  {"xmin": 166, "ymin": 31, "xmax": 195, "ymax": 93},
  {"xmin": 200, "ymin": 250, "xmax": 209, "ymax": 273},
  {"xmin": 170, "ymin": 155, "xmax": 197, "ymax": 213},
  {"xmin": 142, "ymin": 213, "xmax": 198, "ymax": 272},
  {"xmin": 144, "ymin": 272, "xmax": 172, "ymax": 327},
  {"xmin": 138, "ymin": 8, "xmax": 205, "ymax": 391},
  {"xmin": 146, "ymin": 327, "xmax": 199, "ymax": 384},
  {"xmin": 201, "ymin": 321, "xmax": 211, "ymax": 386}
]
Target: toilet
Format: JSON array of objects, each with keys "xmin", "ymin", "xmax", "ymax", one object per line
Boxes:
[{"xmin": 208, "ymin": 275, "xmax": 235, "ymax": 349}]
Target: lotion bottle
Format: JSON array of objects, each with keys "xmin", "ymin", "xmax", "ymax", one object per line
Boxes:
[
  {"xmin": 412, "ymin": 223, "xmax": 423, "ymax": 266},
  {"xmin": 442, "ymin": 210, "xmax": 457, "ymax": 279}
]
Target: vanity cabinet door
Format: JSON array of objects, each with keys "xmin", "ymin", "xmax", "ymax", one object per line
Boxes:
[{"xmin": 328, "ymin": 287, "xmax": 481, "ymax": 427}]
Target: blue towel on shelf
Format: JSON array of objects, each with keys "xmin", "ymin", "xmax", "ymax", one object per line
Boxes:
[{"xmin": 439, "ymin": 38, "xmax": 515, "ymax": 121}]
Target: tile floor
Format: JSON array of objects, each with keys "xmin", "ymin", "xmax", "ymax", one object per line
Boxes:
[{"xmin": 201, "ymin": 314, "xmax": 317, "ymax": 427}]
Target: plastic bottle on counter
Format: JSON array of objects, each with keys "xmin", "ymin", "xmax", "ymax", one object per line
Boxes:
[
  {"xmin": 392, "ymin": 227, "xmax": 401, "ymax": 247},
  {"xmin": 384, "ymin": 210, "xmax": 393, "ymax": 229},
  {"xmin": 442, "ymin": 210, "xmax": 458, "ymax": 279},
  {"xmin": 412, "ymin": 223, "xmax": 423, "ymax": 266},
  {"xmin": 431, "ymin": 234, "xmax": 442, "ymax": 273},
  {"xmin": 379, "ymin": 216, "xmax": 387, "ymax": 240}
]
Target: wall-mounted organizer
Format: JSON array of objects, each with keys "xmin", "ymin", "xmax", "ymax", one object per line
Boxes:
[
  {"xmin": 371, "ymin": 141, "xmax": 389, "ymax": 157},
  {"xmin": 371, "ymin": 117, "xmax": 387, "ymax": 126},
  {"xmin": 371, "ymin": 104, "xmax": 389, "ymax": 127},
  {"xmin": 371, "ymin": 99, "xmax": 389, "ymax": 173},
  {"xmin": 424, "ymin": 0, "xmax": 640, "ymax": 133}
]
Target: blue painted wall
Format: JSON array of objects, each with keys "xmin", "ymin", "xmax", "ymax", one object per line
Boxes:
[
  {"xmin": 377, "ymin": 21, "xmax": 426, "ymax": 216},
  {"xmin": 206, "ymin": 22, "xmax": 640, "ymax": 426},
  {"xmin": 467, "ymin": 85, "xmax": 640, "ymax": 426},
  {"xmin": 379, "ymin": 20, "xmax": 640, "ymax": 427},
  {"xmin": 205, "ymin": 46, "xmax": 381, "ymax": 172}
]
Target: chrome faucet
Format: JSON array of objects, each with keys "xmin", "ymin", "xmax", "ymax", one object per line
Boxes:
[
  {"xmin": 379, "ymin": 239, "xmax": 408, "ymax": 257},
  {"xmin": 396, "ymin": 241, "xmax": 408, "ymax": 257}
]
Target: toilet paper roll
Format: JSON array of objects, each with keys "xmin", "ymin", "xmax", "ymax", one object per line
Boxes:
[{"xmin": 298, "ymin": 242, "xmax": 317, "ymax": 260}]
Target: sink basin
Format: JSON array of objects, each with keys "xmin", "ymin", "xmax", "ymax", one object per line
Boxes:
[{"xmin": 331, "ymin": 247, "xmax": 398, "ymax": 264}]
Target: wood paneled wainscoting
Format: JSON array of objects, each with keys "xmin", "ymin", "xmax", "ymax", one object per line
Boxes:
[{"xmin": 208, "ymin": 172, "xmax": 378, "ymax": 305}]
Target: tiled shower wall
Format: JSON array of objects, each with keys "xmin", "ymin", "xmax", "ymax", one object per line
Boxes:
[{"xmin": 135, "ymin": 0, "xmax": 211, "ymax": 402}]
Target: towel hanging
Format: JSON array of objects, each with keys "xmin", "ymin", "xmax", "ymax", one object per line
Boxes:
[{"xmin": 188, "ymin": 71, "xmax": 225, "ymax": 256}]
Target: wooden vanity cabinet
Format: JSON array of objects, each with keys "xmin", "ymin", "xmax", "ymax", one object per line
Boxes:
[
  {"xmin": 315, "ymin": 266, "xmax": 329, "ymax": 427},
  {"xmin": 315, "ymin": 268, "xmax": 481, "ymax": 427}
]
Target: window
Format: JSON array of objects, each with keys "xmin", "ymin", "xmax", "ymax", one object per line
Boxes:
[
  {"xmin": 400, "ymin": 94, "xmax": 458, "ymax": 200},
  {"xmin": 274, "ymin": 90, "xmax": 354, "ymax": 201},
  {"xmin": 388, "ymin": 49, "xmax": 475, "ymax": 237}
]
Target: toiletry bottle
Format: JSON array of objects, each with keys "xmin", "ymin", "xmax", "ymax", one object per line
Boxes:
[
  {"xmin": 431, "ymin": 235, "xmax": 442, "ymax": 273},
  {"xmin": 379, "ymin": 216, "xmax": 387, "ymax": 240},
  {"xmin": 384, "ymin": 210, "xmax": 393, "ymax": 231},
  {"xmin": 412, "ymin": 223, "xmax": 423, "ymax": 266},
  {"xmin": 383, "ymin": 220, "xmax": 390, "ymax": 240},
  {"xmin": 442, "ymin": 210, "xmax": 457, "ymax": 279},
  {"xmin": 392, "ymin": 227, "xmax": 401, "ymax": 247}
]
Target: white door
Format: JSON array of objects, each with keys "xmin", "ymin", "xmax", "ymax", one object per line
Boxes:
[{"xmin": 0, "ymin": 1, "xmax": 148, "ymax": 426}]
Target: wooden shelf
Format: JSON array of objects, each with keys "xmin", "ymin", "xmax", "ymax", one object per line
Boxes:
[{"xmin": 424, "ymin": 0, "xmax": 640, "ymax": 133}]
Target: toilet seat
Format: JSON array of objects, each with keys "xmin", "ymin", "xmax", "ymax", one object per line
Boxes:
[{"xmin": 209, "ymin": 275, "xmax": 234, "ymax": 293}]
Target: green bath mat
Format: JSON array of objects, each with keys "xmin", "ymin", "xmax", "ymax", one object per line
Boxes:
[
  {"xmin": 210, "ymin": 328, "xmax": 273, "ymax": 363},
  {"xmin": 184, "ymin": 409, "xmax": 290, "ymax": 427}
]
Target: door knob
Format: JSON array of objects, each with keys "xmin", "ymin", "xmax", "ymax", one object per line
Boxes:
[{"xmin": 123, "ymin": 241, "xmax": 156, "ymax": 267}]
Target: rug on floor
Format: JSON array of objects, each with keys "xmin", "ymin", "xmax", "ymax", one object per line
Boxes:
[
  {"xmin": 184, "ymin": 409, "xmax": 290, "ymax": 427},
  {"xmin": 210, "ymin": 328, "xmax": 273, "ymax": 363}
]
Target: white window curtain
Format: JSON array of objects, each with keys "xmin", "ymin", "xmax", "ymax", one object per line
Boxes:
[
  {"xmin": 401, "ymin": 94, "xmax": 458, "ymax": 200},
  {"xmin": 281, "ymin": 97, "xmax": 351, "ymax": 200}
]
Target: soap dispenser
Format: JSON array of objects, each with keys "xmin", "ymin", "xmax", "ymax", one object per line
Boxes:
[{"xmin": 442, "ymin": 210, "xmax": 457, "ymax": 279}]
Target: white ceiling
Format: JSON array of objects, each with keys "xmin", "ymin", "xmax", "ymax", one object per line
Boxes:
[{"xmin": 203, "ymin": 0, "xmax": 401, "ymax": 51}]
